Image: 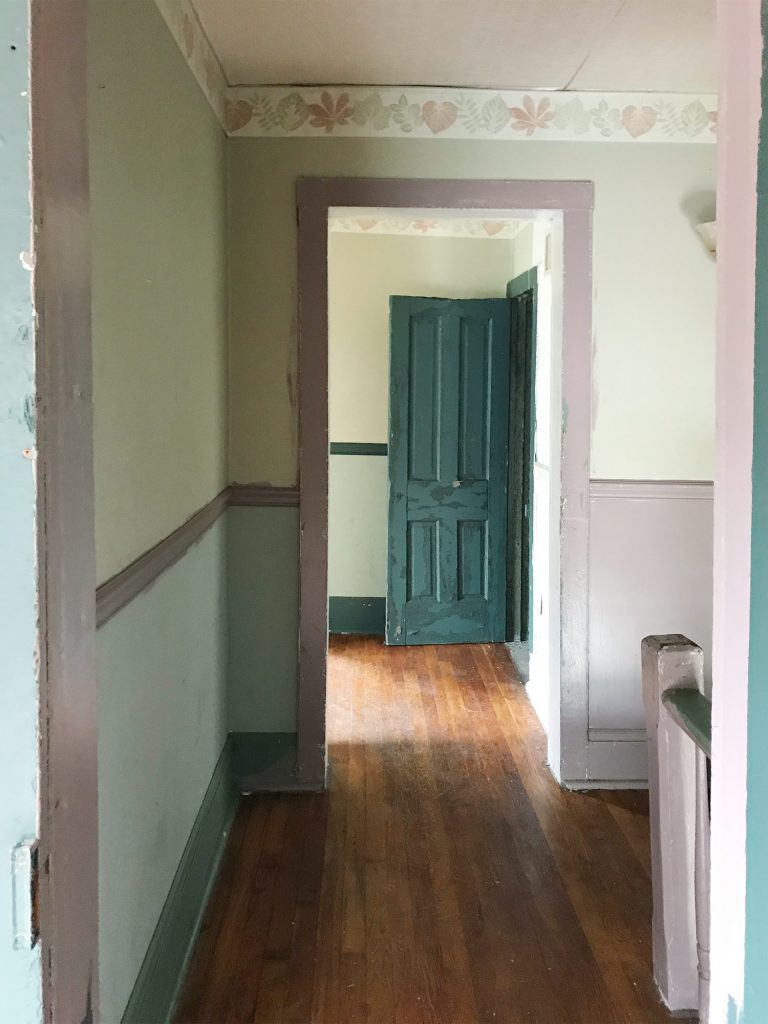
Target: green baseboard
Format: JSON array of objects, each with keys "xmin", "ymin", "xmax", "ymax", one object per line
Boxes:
[
  {"xmin": 329, "ymin": 596, "xmax": 386, "ymax": 635},
  {"xmin": 230, "ymin": 731, "xmax": 326, "ymax": 792},
  {"xmin": 329, "ymin": 442, "xmax": 388, "ymax": 456},
  {"xmin": 122, "ymin": 738, "xmax": 239, "ymax": 1024}
]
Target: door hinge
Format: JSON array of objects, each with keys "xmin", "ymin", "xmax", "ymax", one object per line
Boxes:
[{"xmin": 11, "ymin": 838, "xmax": 40, "ymax": 950}]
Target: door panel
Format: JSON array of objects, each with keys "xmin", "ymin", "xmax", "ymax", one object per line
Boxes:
[{"xmin": 387, "ymin": 297, "xmax": 510, "ymax": 645}]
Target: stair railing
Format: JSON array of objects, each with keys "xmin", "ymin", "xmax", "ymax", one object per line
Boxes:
[{"xmin": 642, "ymin": 634, "xmax": 712, "ymax": 1022}]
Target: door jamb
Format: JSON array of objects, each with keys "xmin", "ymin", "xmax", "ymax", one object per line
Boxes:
[
  {"xmin": 296, "ymin": 178, "xmax": 594, "ymax": 787},
  {"xmin": 507, "ymin": 267, "xmax": 539, "ymax": 645},
  {"xmin": 31, "ymin": 3, "xmax": 100, "ymax": 1020}
]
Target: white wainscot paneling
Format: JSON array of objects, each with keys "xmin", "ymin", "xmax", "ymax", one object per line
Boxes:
[{"xmin": 587, "ymin": 480, "xmax": 713, "ymax": 783}]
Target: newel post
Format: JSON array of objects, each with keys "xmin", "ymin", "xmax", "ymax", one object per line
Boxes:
[{"xmin": 641, "ymin": 634, "xmax": 701, "ymax": 1013}]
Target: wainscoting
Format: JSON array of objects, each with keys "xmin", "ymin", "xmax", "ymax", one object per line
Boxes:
[
  {"xmin": 587, "ymin": 479, "xmax": 714, "ymax": 782},
  {"xmin": 96, "ymin": 485, "xmax": 301, "ymax": 1022}
]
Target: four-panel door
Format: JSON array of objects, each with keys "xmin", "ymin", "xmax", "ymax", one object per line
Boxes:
[{"xmin": 387, "ymin": 297, "xmax": 511, "ymax": 645}]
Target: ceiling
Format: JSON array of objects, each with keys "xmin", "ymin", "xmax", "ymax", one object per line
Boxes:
[{"xmin": 191, "ymin": 0, "xmax": 716, "ymax": 94}]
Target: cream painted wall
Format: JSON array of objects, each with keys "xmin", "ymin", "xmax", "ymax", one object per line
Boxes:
[
  {"xmin": 228, "ymin": 138, "xmax": 715, "ymax": 485},
  {"xmin": 329, "ymin": 230, "xmax": 530, "ymax": 442},
  {"xmin": 90, "ymin": 0, "xmax": 228, "ymax": 584},
  {"xmin": 327, "ymin": 228, "xmax": 535, "ymax": 597}
]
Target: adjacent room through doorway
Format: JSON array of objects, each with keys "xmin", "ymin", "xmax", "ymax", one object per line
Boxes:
[{"xmin": 327, "ymin": 210, "xmax": 548, "ymax": 668}]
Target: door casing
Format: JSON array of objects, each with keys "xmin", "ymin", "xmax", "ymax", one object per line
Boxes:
[
  {"xmin": 297, "ymin": 178, "xmax": 594, "ymax": 787},
  {"xmin": 31, "ymin": 2, "xmax": 100, "ymax": 1020}
]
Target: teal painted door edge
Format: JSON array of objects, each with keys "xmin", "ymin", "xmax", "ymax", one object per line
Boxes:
[
  {"xmin": 330, "ymin": 442, "xmax": 388, "ymax": 456},
  {"xmin": 329, "ymin": 597, "xmax": 386, "ymax": 634},
  {"xmin": 507, "ymin": 269, "xmax": 538, "ymax": 645},
  {"xmin": 121, "ymin": 739, "xmax": 238, "ymax": 1024}
]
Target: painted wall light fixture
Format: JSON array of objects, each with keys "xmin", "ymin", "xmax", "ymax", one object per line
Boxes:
[{"xmin": 696, "ymin": 220, "xmax": 717, "ymax": 258}]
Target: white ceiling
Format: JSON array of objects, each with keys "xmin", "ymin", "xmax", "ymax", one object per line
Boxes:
[{"xmin": 191, "ymin": 0, "xmax": 716, "ymax": 93}]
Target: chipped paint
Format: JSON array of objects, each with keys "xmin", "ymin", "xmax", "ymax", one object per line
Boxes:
[{"xmin": 0, "ymin": 0, "xmax": 43, "ymax": 1018}]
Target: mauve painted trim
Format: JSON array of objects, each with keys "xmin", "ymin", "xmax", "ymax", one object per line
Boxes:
[
  {"xmin": 31, "ymin": 4, "xmax": 100, "ymax": 1020},
  {"xmin": 95, "ymin": 484, "xmax": 301, "ymax": 628},
  {"xmin": 297, "ymin": 177, "xmax": 595, "ymax": 788},
  {"xmin": 229, "ymin": 483, "xmax": 300, "ymax": 506},
  {"xmin": 590, "ymin": 480, "xmax": 714, "ymax": 501},
  {"xmin": 302, "ymin": 176, "xmax": 594, "ymax": 212},
  {"xmin": 95, "ymin": 489, "xmax": 229, "ymax": 628}
]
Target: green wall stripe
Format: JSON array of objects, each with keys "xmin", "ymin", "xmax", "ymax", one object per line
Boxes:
[
  {"xmin": 329, "ymin": 597, "xmax": 386, "ymax": 634},
  {"xmin": 330, "ymin": 442, "xmax": 388, "ymax": 456},
  {"xmin": 121, "ymin": 739, "xmax": 238, "ymax": 1024}
]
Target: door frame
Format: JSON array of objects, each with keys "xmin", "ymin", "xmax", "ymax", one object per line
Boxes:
[
  {"xmin": 31, "ymin": 2, "xmax": 100, "ymax": 1021},
  {"xmin": 296, "ymin": 177, "xmax": 594, "ymax": 787},
  {"xmin": 507, "ymin": 268, "xmax": 538, "ymax": 645}
]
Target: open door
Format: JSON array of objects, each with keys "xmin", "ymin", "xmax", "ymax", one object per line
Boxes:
[
  {"xmin": 386, "ymin": 296, "xmax": 511, "ymax": 645},
  {"xmin": 507, "ymin": 269, "xmax": 538, "ymax": 644}
]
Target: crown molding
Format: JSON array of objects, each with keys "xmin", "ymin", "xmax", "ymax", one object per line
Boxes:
[{"xmin": 153, "ymin": 3, "xmax": 717, "ymax": 145}]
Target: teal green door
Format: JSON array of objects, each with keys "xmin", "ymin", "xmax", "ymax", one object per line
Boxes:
[{"xmin": 386, "ymin": 296, "xmax": 511, "ymax": 645}]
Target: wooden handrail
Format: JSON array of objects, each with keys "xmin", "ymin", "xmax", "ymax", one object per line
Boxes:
[{"xmin": 662, "ymin": 687, "xmax": 712, "ymax": 759}]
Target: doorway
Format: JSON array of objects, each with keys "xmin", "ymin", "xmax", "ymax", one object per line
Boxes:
[{"xmin": 296, "ymin": 178, "xmax": 594, "ymax": 788}]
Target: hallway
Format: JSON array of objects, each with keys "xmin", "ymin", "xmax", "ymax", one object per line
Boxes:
[{"xmin": 175, "ymin": 638, "xmax": 672, "ymax": 1024}]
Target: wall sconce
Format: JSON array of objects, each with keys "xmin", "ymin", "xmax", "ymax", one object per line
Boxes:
[{"xmin": 695, "ymin": 220, "xmax": 717, "ymax": 259}]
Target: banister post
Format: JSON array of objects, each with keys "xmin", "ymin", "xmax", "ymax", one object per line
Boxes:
[{"xmin": 641, "ymin": 634, "xmax": 702, "ymax": 1013}]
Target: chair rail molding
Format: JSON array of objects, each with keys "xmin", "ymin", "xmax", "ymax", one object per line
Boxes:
[{"xmin": 96, "ymin": 485, "xmax": 300, "ymax": 627}]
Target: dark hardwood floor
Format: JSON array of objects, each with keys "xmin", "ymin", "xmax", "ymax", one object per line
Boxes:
[{"xmin": 175, "ymin": 637, "xmax": 672, "ymax": 1024}]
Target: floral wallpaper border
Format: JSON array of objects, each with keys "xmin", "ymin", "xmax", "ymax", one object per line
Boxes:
[
  {"xmin": 225, "ymin": 87, "xmax": 717, "ymax": 143},
  {"xmin": 152, "ymin": 2, "xmax": 717, "ymax": 145},
  {"xmin": 329, "ymin": 216, "xmax": 528, "ymax": 239},
  {"xmin": 154, "ymin": 0, "xmax": 228, "ymax": 126}
]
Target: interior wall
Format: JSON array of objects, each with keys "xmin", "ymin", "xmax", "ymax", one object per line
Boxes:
[
  {"xmin": 91, "ymin": 3, "xmax": 228, "ymax": 584},
  {"xmin": 227, "ymin": 137, "xmax": 716, "ymax": 755},
  {"xmin": 328, "ymin": 228, "xmax": 534, "ymax": 602},
  {"xmin": 88, "ymin": 3, "xmax": 228, "ymax": 1020},
  {"xmin": 229, "ymin": 138, "xmax": 715, "ymax": 486},
  {"xmin": 0, "ymin": 1, "xmax": 42, "ymax": 1019}
]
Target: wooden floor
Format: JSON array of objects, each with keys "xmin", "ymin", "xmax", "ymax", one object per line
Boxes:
[{"xmin": 176, "ymin": 638, "xmax": 672, "ymax": 1024}]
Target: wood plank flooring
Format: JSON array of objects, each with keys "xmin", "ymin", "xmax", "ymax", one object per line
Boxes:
[{"xmin": 175, "ymin": 637, "xmax": 672, "ymax": 1024}]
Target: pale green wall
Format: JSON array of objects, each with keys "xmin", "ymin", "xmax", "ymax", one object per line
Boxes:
[
  {"xmin": 227, "ymin": 507, "xmax": 299, "ymax": 732},
  {"xmin": 327, "ymin": 228, "xmax": 533, "ymax": 597},
  {"xmin": 90, "ymin": 0, "xmax": 227, "ymax": 585},
  {"xmin": 88, "ymin": 4, "xmax": 229, "ymax": 1020},
  {"xmin": 0, "ymin": 1, "xmax": 42, "ymax": 1019},
  {"xmin": 329, "ymin": 455, "xmax": 388, "ymax": 596},
  {"xmin": 97, "ymin": 522, "xmax": 227, "ymax": 1024},
  {"xmin": 228, "ymin": 138, "xmax": 715, "ymax": 484}
]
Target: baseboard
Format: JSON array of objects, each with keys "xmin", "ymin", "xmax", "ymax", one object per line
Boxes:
[
  {"xmin": 122, "ymin": 739, "xmax": 239, "ymax": 1024},
  {"xmin": 329, "ymin": 596, "xmax": 385, "ymax": 635},
  {"xmin": 231, "ymin": 731, "xmax": 323, "ymax": 792}
]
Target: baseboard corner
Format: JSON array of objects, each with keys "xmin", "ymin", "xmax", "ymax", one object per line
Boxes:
[{"xmin": 121, "ymin": 738, "xmax": 239, "ymax": 1024}]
